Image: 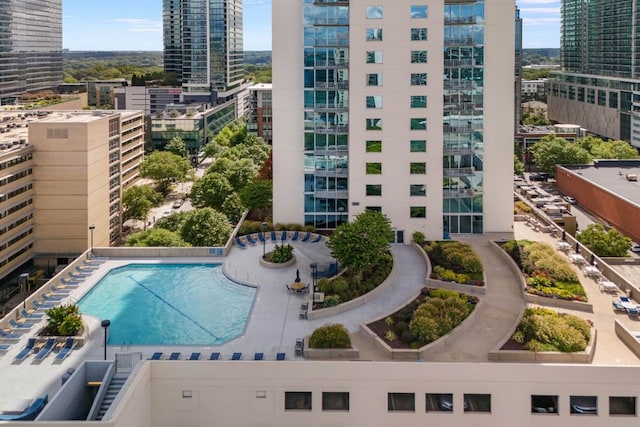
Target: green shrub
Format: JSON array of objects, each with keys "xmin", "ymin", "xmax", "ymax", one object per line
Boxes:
[
  {"xmin": 408, "ymin": 290, "xmax": 474, "ymax": 346},
  {"xmin": 309, "ymin": 323, "xmax": 351, "ymax": 348},
  {"xmin": 239, "ymin": 220, "xmax": 271, "ymax": 235},
  {"xmin": 424, "ymin": 241, "xmax": 483, "ymax": 278},
  {"xmin": 269, "ymin": 244, "xmax": 293, "ymax": 263},
  {"xmin": 45, "ymin": 304, "xmax": 83, "ymax": 336},
  {"xmin": 323, "ymin": 295, "xmax": 340, "ymax": 307},
  {"xmin": 511, "ymin": 308, "xmax": 591, "ymax": 352},
  {"xmin": 412, "ymin": 231, "xmax": 425, "ymax": 245}
]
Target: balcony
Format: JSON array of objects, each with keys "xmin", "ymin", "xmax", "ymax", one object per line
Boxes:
[
  {"xmin": 313, "ymin": 190, "xmax": 349, "ymax": 199},
  {"xmin": 445, "ymin": 37, "xmax": 478, "ymax": 46},
  {"xmin": 315, "ymin": 60, "xmax": 349, "ymax": 67},
  {"xmin": 314, "ymin": 167, "xmax": 348, "ymax": 177},
  {"xmin": 443, "ymin": 188, "xmax": 480, "ymax": 198},
  {"xmin": 443, "ymin": 167, "xmax": 475, "ymax": 177},
  {"xmin": 313, "ymin": 105, "xmax": 349, "ymax": 112},
  {"xmin": 315, "ymin": 81, "xmax": 349, "ymax": 90},
  {"xmin": 314, "ymin": 147, "xmax": 348, "ymax": 156},
  {"xmin": 313, "ymin": 125, "xmax": 349, "ymax": 134},
  {"xmin": 443, "ymin": 146, "xmax": 474, "ymax": 155},
  {"xmin": 444, "ymin": 16, "xmax": 477, "ymax": 25}
]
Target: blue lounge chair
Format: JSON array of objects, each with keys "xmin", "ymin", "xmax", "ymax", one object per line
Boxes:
[
  {"xmin": 78, "ymin": 262, "xmax": 100, "ymax": 270},
  {"xmin": 257, "ymin": 232, "xmax": 266, "ymax": 243},
  {"xmin": 270, "ymin": 230, "xmax": 278, "ymax": 241},
  {"xmin": 231, "ymin": 352, "xmax": 242, "ymax": 360},
  {"xmin": 54, "ymin": 338, "xmax": 76, "ymax": 361},
  {"xmin": 245, "ymin": 234, "xmax": 257, "ymax": 245},
  {"xmin": 300, "ymin": 232, "xmax": 311, "ymax": 242},
  {"xmin": 254, "ymin": 352, "xmax": 264, "ymax": 361},
  {"xmin": 75, "ymin": 266, "xmax": 93, "ymax": 275},
  {"xmin": 34, "ymin": 338, "xmax": 56, "ymax": 361},
  {"xmin": 0, "ymin": 343, "xmax": 11, "ymax": 352},
  {"xmin": 69, "ymin": 271, "xmax": 90, "ymax": 280},
  {"xmin": 310, "ymin": 234, "xmax": 323, "ymax": 243},
  {"xmin": 0, "ymin": 395, "xmax": 48, "ymax": 421},
  {"xmin": 188, "ymin": 352, "xmax": 201, "ymax": 360},
  {"xmin": 32, "ymin": 300, "xmax": 56, "ymax": 311},
  {"xmin": 290, "ymin": 231, "xmax": 300, "ymax": 241},
  {"xmin": 149, "ymin": 352, "xmax": 163, "ymax": 360},
  {"xmin": 14, "ymin": 339, "xmax": 36, "ymax": 362},
  {"xmin": 276, "ymin": 352, "xmax": 286, "ymax": 361},
  {"xmin": 281, "ymin": 230, "xmax": 288, "ymax": 242},
  {"xmin": 169, "ymin": 352, "xmax": 181, "ymax": 360},
  {"xmin": 40, "ymin": 293, "xmax": 65, "ymax": 303},
  {"xmin": 0, "ymin": 329, "xmax": 23, "ymax": 340},
  {"xmin": 209, "ymin": 352, "xmax": 220, "ymax": 360},
  {"xmin": 9, "ymin": 319, "xmax": 35, "ymax": 330},
  {"xmin": 234, "ymin": 237, "xmax": 247, "ymax": 248},
  {"xmin": 88, "ymin": 253, "xmax": 108, "ymax": 261},
  {"xmin": 60, "ymin": 277, "xmax": 82, "ymax": 286},
  {"xmin": 20, "ymin": 309, "xmax": 45, "ymax": 320},
  {"xmin": 49, "ymin": 285, "xmax": 71, "ymax": 295}
]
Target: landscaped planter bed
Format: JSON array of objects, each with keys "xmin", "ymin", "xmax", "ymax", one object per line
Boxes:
[{"xmin": 421, "ymin": 241, "xmax": 485, "ymax": 287}]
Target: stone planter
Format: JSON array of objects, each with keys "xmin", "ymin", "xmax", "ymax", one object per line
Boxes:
[{"xmin": 259, "ymin": 254, "xmax": 296, "ymax": 269}]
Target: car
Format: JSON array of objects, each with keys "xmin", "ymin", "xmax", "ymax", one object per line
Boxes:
[
  {"xmin": 631, "ymin": 242, "xmax": 640, "ymax": 253},
  {"xmin": 162, "ymin": 210, "xmax": 173, "ymax": 218},
  {"xmin": 563, "ymin": 196, "xmax": 576, "ymax": 204},
  {"xmin": 530, "ymin": 173, "xmax": 549, "ymax": 182},
  {"xmin": 172, "ymin": 199, "xmax": 183, "ymax": 209}
]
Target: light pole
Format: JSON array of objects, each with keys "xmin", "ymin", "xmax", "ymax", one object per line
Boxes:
[
  {"xmin": 20, "ymin": 273, "xmax": 29, "ymax": 311},
  {"xmin": 101, "ymin": 319, "xmax": 111, "ymax": 360},
  {"xmin": 261, "ymin": 222, "xmax": 267, "ymax": 258},
  {"xmin": 310, "ymin": 262, "xmax": 317, "ymax": 305},
  {"xmin": 89, "ymin": 224, "xmax": 95, "ymax": 256}
]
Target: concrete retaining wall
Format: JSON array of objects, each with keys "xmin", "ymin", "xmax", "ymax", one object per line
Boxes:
[
  {"xmin": 615, "ymin": 319, "xmax": 640, "ymax": 359},
  {"xmin": 426, "ymin": 278, "xmax": 486, "ymax": 296}
]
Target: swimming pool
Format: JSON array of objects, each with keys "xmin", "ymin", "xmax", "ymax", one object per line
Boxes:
[{"xmin": 78, "ymin": 264, "xmax": 256, "ymax": 346}]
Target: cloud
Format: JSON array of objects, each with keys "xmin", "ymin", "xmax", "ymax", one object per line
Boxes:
[
  {"xmin": 518, "ymin": 0, "xmax": 560, "ymax": 4},
  {"xmin": 113, "ymin": 18, "xmax": 162, "ymax": 33},
  {"xmin": 523, "ymin": 16, "xmax": 561, "ymax": 25},
  {"xmin": 520, "ymin": 7, "xmax": 559, "ymax": 14}
]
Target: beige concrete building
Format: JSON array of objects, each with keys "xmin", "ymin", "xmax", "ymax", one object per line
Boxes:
[{"xmin": 0, "ymin": 110, "xmax": 145, "ymax": 283}]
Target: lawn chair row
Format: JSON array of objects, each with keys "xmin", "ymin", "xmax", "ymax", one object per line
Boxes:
[
  {"xmin": 13, "ymin": 337, "xmax": 77, "ymax": 363},
  {"xmin": 235, "ymin": 231, "xmax": 324, "ymax": 248},
  {"xmin": 148, "ymin": 351, "xmax": 287, "ymax": 361}
]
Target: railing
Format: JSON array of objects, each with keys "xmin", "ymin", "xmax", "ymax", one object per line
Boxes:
[
  {"xmin": 314, "ymin": 168, "xmax": 348, "ymax": 177},
  {"xmin": 314, "ymin": 60, "xmax": 349, "ymax": 67},
  {"xmin": 313, "ymin": 125, "xmax": 349, "ymax": 133},
  {"xmin": 445, "ymin": 37, "xmax": 478, "ymax": 46},
  {"xmin": 313, "ymin": 190, "xmax": 349, "ymax": 199},
  {"xmin": 444, "ymin": 16, "xmax": 477, "ymax": 25},
  {"xmin": 315, "ymin": 81, "xmax": 349, "ymax": 89},
  {"xmin": 443, "ymin": 167, "xmax": 475, "ymax": 177}
]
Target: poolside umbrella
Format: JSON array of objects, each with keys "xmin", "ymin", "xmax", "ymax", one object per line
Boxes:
[
  {"xmin": 575, "ymin": 242, "xmax": 580, "ymax": 254},
  {"xmin": 561, "ymin": 230, "xmax": 566, "ymax": 241},
  {"xmin": 294, "ymin": 269, "xmax": 301, "ymax": 283}
]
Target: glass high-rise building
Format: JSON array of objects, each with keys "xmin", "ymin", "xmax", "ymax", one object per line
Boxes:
[
  {"xmin": 273, "ymin": 0, "xmax": 514, "ymax": 239},
  {"xmin": 0, "ymin": 0, "xmax": 63, "ymax": 102},
  {"xmin": 549, "ymin": 0, "xmax": 640, "ymax": 147},
  {"xmin": 163, "ymin": 0, "xmax": 244, "ymax": 93}
]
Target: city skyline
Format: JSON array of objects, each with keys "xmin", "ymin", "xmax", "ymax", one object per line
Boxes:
[{"xmin": 63, "ymin": 0, "xmax": 559, "ymax": 51}]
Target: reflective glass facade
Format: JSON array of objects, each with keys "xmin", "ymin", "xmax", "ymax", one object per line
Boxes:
[
  {"xmin": 302, "ymin": 0, "xmax": 349, "ymax": 230},
  {"xmin": 163, "ymin": 0, "xmax": 244, "ymax": 92},
  {"xmin": 443, "ymin": 0, "xmax": 485, "ymax": 234},
  {"xmin": 0, "ymin": 0, "xmax": 63, "ymax": 101}
]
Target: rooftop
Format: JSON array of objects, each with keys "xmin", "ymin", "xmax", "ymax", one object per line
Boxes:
[{"xmin": 561, "ymin": 160, "xmax": 640, "ymax": 207}]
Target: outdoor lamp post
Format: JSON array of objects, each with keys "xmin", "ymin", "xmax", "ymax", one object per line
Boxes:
[
  {"xmin": 89, "ymin": 224, "xmax": 95, "ymax": 256},
  {"xmin": 261, "ymin": 222, "xmax": 267, "ymax": 258},
  {"xmin": 101, "ymin": 319, "xmax": 111, "ymax": 360},
  {"xmin": 310, "ymin": 262, "xmax": 317, "ymax": 304},
  {"xmin": 20, "ymin": 273, "xmax": 29, "ymax": 311}
]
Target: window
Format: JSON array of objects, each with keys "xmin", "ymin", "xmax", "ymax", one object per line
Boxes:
[
  {"xmin": 411, "ymin": 50, "xmax": 427, "ymax": 63},
  {"xmin": 598, "ymin": 90, "xmax": 607, "ymax": 107},
  {"xmin": 410, "ymin": 140, "xmax": 426, "ymax": 152},
  {"xmin": 322, "ymin": 392, "xmax": 350, "ymax": 411},
  {"xmin": 570, "ymin": 396, "xmax": 597, "ymax": 415},
  {"xmin": 410, "ymin": 118, "xmax": 427, "ymax": 130},
  {"xmin": 366, "ymin": 118, "xmax": 382, "ymax": 130},
  {"xmin": 366, "ymin": 6, "xmax": 383, "ymax": 19},
  {"xmin": 609, "ymin": 396, "xmax": 636, "ymax": 415},
  {"xmin": 366, "ymin": 140, "xmax": 382, "ymax": 152},
  {"xmin": 410, "ymin": 185, "xmax": 426, "ymax": 196},
  {"xmin": 367, "ymin": 73, "xmax": 383, "ymax": 86},
  {"xmin": 366, "ymin": 28, "xmax": 383, "ymax": 41},
  {"xmin": 366, "ymin": 95, "xmax": 383, "ymax": 108},
  {"xmin": 366, "ymin": 163, "xmax": 382, "ymax": 174},
  {"xmin": 426, "ymin": 393, "xmax": 454, "ymax": 412},
  {"xmin": 285, "ymin": 392, "xmax": 312, "ymax": 411},
  {"xmin": 410, "ymin": 162, "xmax": 426, "ymax": 174},
  {"xmin": 411, "ymin": 73, "xmax": 427, "ymax": 86},
  {"xmin": 410, "ymin": 96, "xmax": 427, "ymax": 108},
  {"xmin": 366, "ymin": 50, "xmax": 383, "ymax": 64},
  {"xmin": 411, "ymin": 28, "xmax": 428, "ymax": 40},
  {"xmin": 464, "ymin": 394, "xmax": 491, "ymax": 413},
  {"xmin": 410, "ymin": 206, "xmax": 426, "ymax": 218},
  {"xmin": 366, "ymin": 184, "xmax": 382, "ymax": 196},
  {"xmin": 366, "ymin": 206, "xmax": 382, "ymax": 212},
  {"xmin": 531, "ymin": 395, "xmax": 558, "ymax": 414},
  {"xmin": 411, "ymin": 5, "xmax": 428, "ymax": 18},
  {"xmin": 609, "ymin": 92, "xmax": 619, "ymax": 109},
  {"xmin": 388, "ymin": 393, "xmax": 415, "ymax": 412}
]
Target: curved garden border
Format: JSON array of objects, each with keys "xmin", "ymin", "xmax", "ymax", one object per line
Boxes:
[
  {"xmin": 258, "ymin": 255, "xmax": 296, "ymax": 269},
  {"xmin": 488, "ymin": 240, "xmax": 593, "ymax": 313}
]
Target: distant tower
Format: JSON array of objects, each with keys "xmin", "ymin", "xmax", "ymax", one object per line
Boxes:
[
  {"xmin": 0, "ymin": 0, "xmax": 63, "ymax": 103},
  {"xmin": 163, "ymin": 0, "xmax": 244, "ymax": 94},
  {"xmin": 515, "ymin": 6, "xmax": 523, "ymax": 129}
]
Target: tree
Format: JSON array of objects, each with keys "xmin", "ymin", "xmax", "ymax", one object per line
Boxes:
[
  {"xmin": 165, "ymin": 136, "xmax": 188, "ymax": 158},
  {"xmin": 206, "ymin": 157, "xmax": 257, "ymax": 189},
  {"xmin": 576, "ymin": 224, "xmax": 631, "ymax": 257},
  {"xmin": 221, "ymin": 193, "xmax": 246, "ymax": 223},
  {"xmin": 189, "ymin": 172, "xmax": 233, "ymax": 210},
  {"xmin": 326, "ymin": 210, "xmax": 394, "ymax": 273},
  {"xmin": 154, "ymin": 211, "xmax": 189, "ymax": 233},
  {"xmin": 590, "ymin": 139, "xmax": 639, "ymax": 160},
  {"xmin": 530, "ymin": 135, "xmax": 592, "ymax": 176},
  {"xmin": 514, "ymin": 154, "xmax": 524, "ymax": 176},
  {"xmin": 139, "ymin": 151, "xmax": 190, "ymax": 195},
  {"xmin": 238, "ymin": 180, "xmax": 273, "ymax": 210},
  {"xmin": 126, "ymin": 228, "xmax": 189, "ymax": 247},
  {"xmin": 122, "ymin": 185, "xmax": 162, "ymax": 223},
  {"xmin": 180, "ymin": 208, "xmax": 233, "ymax": 246}
]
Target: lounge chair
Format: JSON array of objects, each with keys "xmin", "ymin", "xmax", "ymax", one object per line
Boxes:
[
  {"xmin": 270, "ymin": 230, "xmax": 278, "ymax": 241},
  {"xmin": 78, "ymin": 262, "xmax": 100, "ymax": 270},
  {"xmin": 9, "ymin": 319, "xmax": 35, "ymax": 330},
  {"xmin": 276, "ymin": 352, "xmax": 286, "ymax": 361},
  {"xmin": 75, "ymin": 266, "xmax": 93, "ymax": 275},
  {"xmin": 40, "ymin": 293, "xmax": 65, "ymax": 303},
  {"xmin": 54, "ymin": 338, "xmax": 76, "ymax": 361},
  {"xmin": 32, "ymin": 300, "xmax": 56, "ymax": 311},
  {"xmin": 49, "ymin": 285, "xmax": 71, "ymax": 295},
  {"xmin": 188, "ymin": 352, "xmax": 201, "ymax": 360},
  {"xmin": 234, "ymin": 237, "xmax": 247, "ymax": 248},
  {"xmin": 34, "ymin": 338, "xmax": 56, "ymax": 361},
  {"xmin": 149, "ymin": 352, "xmax": 163, "ymax": 360},
  {"xmin": 20, "ymin": 309, "xmax": 45, "ymax": 320},
  {"xmin": 0, "ymin": 343, "xmax": 11, "ymax": 352},
  {"xmin": 14, "ymin": 339, "xmax": 36, "ymax": 362},
  {"xmin": 0, "ymin": 329, "xmax": 23, "ymax": 340},
  {"xmin": 310, "ymin": 234, "xmax": 323, "ymax": 243},
  {"xmin": 300, "ymin": 232, "xmax": 311, "ymax": 242},
  {"xmin": 0, "ymin": 395, "xmax": 48, "ymax": 421},
  {"xmin": 69, "ymin": 272, "xmax": 90, "ymax": 280},
  {"xmin": 60, "ymin": 277, "xmax": 82, "ymax": 286},
  {"xmin": 254, "ymin": 352, "xmax": 264, "ymax": 361},
  {"xmin": 169, "ymin": 352, "xmax": 181, "ymax": 360},
  {"xmin": 281, "ymin": 230, "xmax": 288, "ymax": 242},
  {"xmin": 290, "ymin": 231, "xmax": 300, "ymax": 241},
  {"xmin": 245, "ymin": 234, "xmax": 257, "ymax": 245},
  {"xmin": 231, "ymin": 352, "xmax": 242, "ymax": 360},
  {"xmin": 88, "ymin": 253, "xmax": 108, "ymax": 261},
  {"xmin": 209, "ymin": 352, "xmax": 220, "ymax": 360},
  {"xmin": 257, "ymin": 232, "xmax": 266, "ymax": 243}
]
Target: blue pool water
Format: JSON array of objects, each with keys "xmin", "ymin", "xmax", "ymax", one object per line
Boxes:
[{"xmin": 78, "ymin": 264, "xmax": 256, "ymax": 346}]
